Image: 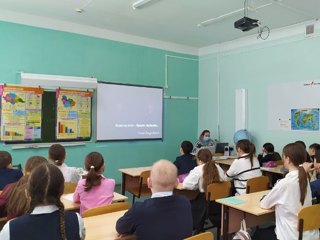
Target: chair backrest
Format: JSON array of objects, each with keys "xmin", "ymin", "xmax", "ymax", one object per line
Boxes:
[
  {"xmin": 298, "ymin": 204, "xmax": 320, "ymax": 240},
  {"xmin": 184, "ymin": 231, "xmax": 214, "ymax": 240},
  {"xmin": 82, "ymin": 202, "xmax": 130, "ymax": 218},
  {"xmin": 64, "ymin": 182, "xmax": 77, "ymax": 194},
  {"xmin": 12, "ymin": 164, "xmax": 22, "ymax": 171},
  {"xmin": 246, "ymin": 176, "xmax": 270, "ymax": 194},
  {"xmin": 140, "ymin": 170, "xmax": 150, "ymax": 185},
  {"xmin": 206, "ymin": 181, "xmax": 231, "ymax": 201},
  {"xmin": 0, "ymin": 217, "xmax": 7, "ymax": 231}
]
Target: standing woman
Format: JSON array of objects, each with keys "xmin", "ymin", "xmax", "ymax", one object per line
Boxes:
[
  {"xmin": 0, "ymin": 163, "xmax": 85, "ymax": 240},
  {"xmin": 224, "ymin": 139, "xmax": 261, "ymax": 195},
  {"xmin": 260, "ymin": 143, "xmax": 319, "ymax": 240},
  {"xmin": 192, "ymin": 130, "xmax": 217, "ymax": 154}
]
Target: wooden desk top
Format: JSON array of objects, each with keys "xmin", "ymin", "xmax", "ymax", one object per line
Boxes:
[
  {"xmin": 261, "ymin": 165, "xmax": 286, "ymax": 175},
  {"xmin": 62, "ymin": 192, "xmax": 128, "ymax": 211},
  {"xmin": 84, "ymin": 210, "xmax": 127, "ymax": 240},
  {"xmin": 216, "ymin": 190, "xmax": 274, "ymax": 216},
  {"xmin": 118, "ymin": 166, "xmax": 151, "ymax": 177},
  {"xmin": 214, "ymin": 159, "xmax": 235, "ymax": 166},
  {"xmin": 176, "ymin": 182, "xmax": 184, "ymax": 190}
]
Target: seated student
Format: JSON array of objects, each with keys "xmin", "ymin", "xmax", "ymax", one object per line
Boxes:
[
  {"xmin": 183, "ymin": 148, "xmax": 224, "ymax": 233},
  {"xmin": 116, "ymin": 160, "xmax": 193, "ymax": 240},
  {"xmin": 0, "ymin": 151, "xmax": 23, "ymax": 190},
  {"xmin": 257, "ymin": 142, "xmax": 282, "ymax": 167},
  {"xmin": 73, "ymin": 152, "xmax": 115, "ymax": 215},
  {"xmin": 48, "ymin": 144, "xmax": 81, "ymax": 183},
  {"xmin": 0, "ymin": 163, "xmax": 85, "ymax": 240},
  {"xmin": 260, "ymin": 143, "xmax": 319, "ymax": 240},
  {"xmin": 224, "ymin": 139, "xmax": 262, "ymax": 195},
  {"xmin": 192, "ymin": 129, "xmax": 217, "ymax": 154},
  {"xmin": 0, "ymin": 156, "xmax": 47, "ymax": 219},
  {"xmin": 295, "ymin": 140, "xmax": 312, "ymax": 162},
  {"xmin": 174, "ymin": 140, "xmax": 197, "ymax": 182},
  {"xmin": 308, "ymin": 143, "xmax": 320, "ymax": 162},
  {"xmin": 305, "ymin": 149, "xmax": 320, "ymax": 198}
]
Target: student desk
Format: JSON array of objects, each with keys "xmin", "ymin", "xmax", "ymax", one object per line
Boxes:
[
  {"xmin": 216, "ymin": 190, "xmax": 274, "ymax": 240},
  {"xmin": 84, "ymin": 210, "xmax": 135, "ymax": 240},
  {"xmin": 260, "ymin": 165, "xmax": 287, "ymax": 176},
  {"xmin": 215, "ymin": 158, "xmax": 286, "ymax": 177},
  {"xmin": 61, "ymin": 192, "xmax": 128, "ymax": 211},
  {"xmin": 119, "ymin": 167, "xmax": 151, "ymax": 195},
  {"xmin": 174, "ymin": 183, "xmax": 200, "ymax": 200},
  {"xmin": 214, "ymin": 159, "xmax": 234, "ymax": 171}
]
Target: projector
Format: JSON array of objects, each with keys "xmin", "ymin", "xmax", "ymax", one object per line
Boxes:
[{"xmin": 234, "ymin": 17, "xmax": 259, "ymax": 32}]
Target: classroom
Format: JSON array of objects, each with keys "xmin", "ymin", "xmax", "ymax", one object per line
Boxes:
[{"xmin": 0, "ymin": 1, "xmax": 320, "ymax": 239}]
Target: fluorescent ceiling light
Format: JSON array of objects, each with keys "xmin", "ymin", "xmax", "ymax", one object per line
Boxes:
[{"xmin": 132, "ymin": 0, "xmax": 154, "ymax": 10}]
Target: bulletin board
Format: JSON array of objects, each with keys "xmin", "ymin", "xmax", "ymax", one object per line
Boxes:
[
  {"xmin": 268, "ymin": 80, "xmax": 320, "ymax": 131},
  {"xmin": 0, "ymin": 85, "xmax": 92, "ymax": 143}
]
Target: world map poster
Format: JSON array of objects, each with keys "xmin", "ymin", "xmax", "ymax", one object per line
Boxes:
[
  {"xmin": 0, "ymin": 85, "xmax": 43, "ymax": 141},
  {"xmin": 56, "ymin": 89, "xmax": 92, "ymax": 140},
  {"xmin": 291, "ymin": 108, "xmax": 319, "ymax": 131}
]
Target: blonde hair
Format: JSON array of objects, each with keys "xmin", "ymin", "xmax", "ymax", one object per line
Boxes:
[{"xmin": 151, "ymin": 160, "xmax": 177, "ymax": 191}]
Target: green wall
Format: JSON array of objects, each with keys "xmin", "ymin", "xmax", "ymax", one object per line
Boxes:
[
  {"xmin": 199, "ymin": 33, "xmax": 320, "ymax": 154},
  {"xmin": 0, "ymin": 21, "xmax": 199, "ymax": 182}
]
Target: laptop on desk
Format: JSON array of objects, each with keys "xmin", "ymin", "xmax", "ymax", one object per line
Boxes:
[{"xmin": 215, "ymin": 143, "xmax": 229, "ymax": 154}]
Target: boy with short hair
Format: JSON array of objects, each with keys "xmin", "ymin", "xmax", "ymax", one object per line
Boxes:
[{"xmin": 0, "ymin": 151, "xmax": 23, "ymax": 190}]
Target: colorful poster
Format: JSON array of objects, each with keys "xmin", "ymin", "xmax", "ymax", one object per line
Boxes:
[
  {"xmin": 56, "ymin": 89, "xmax": 92, "ymax": 140},
  {"xmin": 1, "ymin": 86, "xmax": 43, "ymax": 141}
]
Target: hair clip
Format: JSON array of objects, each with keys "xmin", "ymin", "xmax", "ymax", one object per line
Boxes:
[{"xmin": 90, "ymin": 165, "xmax": 95, "ymax": 169}]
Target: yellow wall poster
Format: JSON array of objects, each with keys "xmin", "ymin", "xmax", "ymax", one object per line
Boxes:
[
  {"xmin": 56, "ymin": 89, "xmax": 92, "ymax": 140},
  {"xmin": 0, "ymin": 85, "xmax": 43, "ymax": 141}
]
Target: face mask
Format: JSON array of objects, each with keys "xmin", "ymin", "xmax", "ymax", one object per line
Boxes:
[{"xmin": 203, "ymin": 136, "xmax": 210, "ymax": 141}]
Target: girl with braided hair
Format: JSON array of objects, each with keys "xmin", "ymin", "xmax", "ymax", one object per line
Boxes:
[
  {"xmin": 0, "ymin": 163, "xmax": 85, "ymax": 240},
  {"xmin": 73, "ymin": 152, "xmax": 115, "ymax": 215}
]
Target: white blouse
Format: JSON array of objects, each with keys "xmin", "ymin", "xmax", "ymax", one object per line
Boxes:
[
  {"xmin": 224, "ymin": 155, "xmax": 262, "ymax": 195},
  {"xmin": 260, "ymin": 170, "xmax": 319, "ymax": 240},
  {"xmin": 183, "ymin": 163, "xmax": 225, "ymax": 192}
]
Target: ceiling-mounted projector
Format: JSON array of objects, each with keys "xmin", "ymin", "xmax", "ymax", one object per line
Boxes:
[{"xmin": 234, "ymin": 17, "xmax": 259, "ymax": 32}]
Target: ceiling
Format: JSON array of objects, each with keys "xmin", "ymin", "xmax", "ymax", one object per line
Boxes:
[{"xmin": 0, "ymin": 0, "xmax": 319, "ymax": 48}]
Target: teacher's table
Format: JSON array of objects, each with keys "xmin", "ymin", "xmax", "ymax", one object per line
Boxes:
[
  {"xmin": 216, "ymin": 190, "xmax": 274, "ymax": 240},
  {"xmin": 119, "ymin": 167, "xmax": 151, "ymax": 195},
  {"xmin": 84, "ymin": 210, "xmax": 135, "ymax": 240},
  {"xmin": 62, "ymin": 192, "xmax": 128, "ymax": 211}
]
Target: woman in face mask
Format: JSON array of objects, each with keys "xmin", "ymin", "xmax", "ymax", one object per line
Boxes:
[{"xmin": 192, "ymin": 130, "xmax": 217, "ymax": 155}]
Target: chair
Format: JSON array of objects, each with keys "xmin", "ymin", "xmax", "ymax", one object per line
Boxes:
[
  {"xmin": 297, "ymin": 204, "xmax": 320, "ymax": 240},
  {"xmin": 64, "ymin": 182, "xmax": 77, "ymax": 194},
  {"xmin": 205, "ymin": 181, "xmax": 232, "ymax": 239},
  {"xmin": 82, "ymin": 202, "xmax": 130, "ymax": 218},
  {"xmin": 127, "ymin": 170, "xmax": 151, "ymax": 204},
  {"xmin": 246, "ymin": 176, "xmax": 270, "ymax": 194},
  {"xmin": 0, "ymin": 217, "xmax": 7, "ymax": 231},
  {"xmin": 12, "ymin": 164, "xmax": 22, "ymax": 171},
  {"xmin": 184, "ymin": 231, "xmax": 214, "ymax": 240}
]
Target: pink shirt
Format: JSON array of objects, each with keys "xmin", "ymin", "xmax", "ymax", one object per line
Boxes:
[{"xmin": 73, "ymin": 176, "xmax": 115, "ymax": 215}]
